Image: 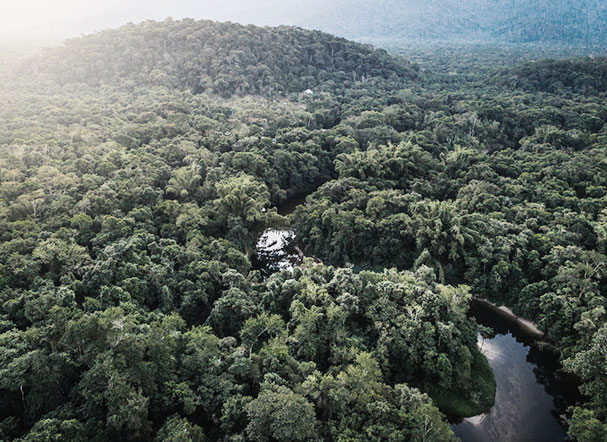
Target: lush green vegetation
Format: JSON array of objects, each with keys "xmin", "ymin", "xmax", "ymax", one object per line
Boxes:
[
  {"xmin": 0, "ymin": 18, "xmax": 606, "ymax": 441},
  {"xmin": 494, "ymin": 57, "xmax": 607, "ymax": 95},
  {"xmin": 432, "ymin": 347, "xmax": 496, "ymax": 418},
  {"xmin": 293, "ymin": 44, "xmax": 607, "ymax": 441},
  {"xmin": 23, "ymin": 19, "xmax": 416, "ymax": 98},
  {"xmin": 0, "ymin": 20, "xmax": 479, "ymax": 442}
]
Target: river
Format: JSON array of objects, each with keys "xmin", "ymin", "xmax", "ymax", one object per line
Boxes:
[
  {"xmin": 451, "ymin": 302, "xmax": 582, "ymax": 442},
  {"xmin": 253, "ymin": 199, "xmax": 582, "ymax": 442}
]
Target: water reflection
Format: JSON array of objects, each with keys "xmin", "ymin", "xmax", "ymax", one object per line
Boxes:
[
  {"xmin": 452, "ymin": 304, "xmax": 583, "ymax": 442},
  {"xmin": 253, "ymin": 195, "xmax": 307, "ymax": 277},
  {"xmin": 252, "ymin": 229, "xmax": 300, "ymax": 277}
]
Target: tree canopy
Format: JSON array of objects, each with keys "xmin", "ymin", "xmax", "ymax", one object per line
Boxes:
[{"xmin": 0, "ymin": 19, "xmax": 606, "ymax": 442}]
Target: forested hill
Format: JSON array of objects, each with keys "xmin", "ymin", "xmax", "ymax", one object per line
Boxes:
[
  {"xmin": 2, "ymin": 14, "xmax": 607, "ymax": 441},
  {"xmin": 20, "ymin": 19, "xmax": 417, "ymax": 97}
]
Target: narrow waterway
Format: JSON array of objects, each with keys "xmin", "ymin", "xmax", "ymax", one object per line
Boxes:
[
  {"xmin": 452, "ymin": 303, "xmax": 582, "ymax": 442},
  {"xmin": 254, "ymin": 198, "xmax": 583, "ymax": 442}
]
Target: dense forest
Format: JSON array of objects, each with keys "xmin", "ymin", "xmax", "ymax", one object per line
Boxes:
[
  {"xmin": 24, "ymin": 19, "xmax": 416, "ymax": 97},
  {"xmin": 0, "ymin": 18, "xmax": 606, "ymax": 442}
]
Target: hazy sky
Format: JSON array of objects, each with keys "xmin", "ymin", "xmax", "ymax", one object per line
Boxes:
[
  {"xmin": 3, "ymin": 0, "xmax": 600, "ymax": 47},
  {"xmin": 1, "ymin": 0, "xmax": 117, "ymax": 31}
]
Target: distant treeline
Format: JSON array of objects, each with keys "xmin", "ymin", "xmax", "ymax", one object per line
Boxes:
[{"xmin": 494, "ymin": 57, "xmax": 607, "ymax": 95}]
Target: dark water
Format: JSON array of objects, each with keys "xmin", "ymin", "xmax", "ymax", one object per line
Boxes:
[
  {"xmin": 452, "ymin": 304, "xmax": 583, "ymax": 442},
  {"xmin": 276, "ymin": 193, "xmax": 308, "ymax": 216}
]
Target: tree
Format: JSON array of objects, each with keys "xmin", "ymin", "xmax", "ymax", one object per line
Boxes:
[
  {"xmin": 246, "ymin": 384, "xmax": 319, "ymax": 442},
  {"xmin": 213, "ymin": 173, "xmax": 284, "ymax": 251},
  {"xmin": 155, "ymin": 416, "xmax": 206, "ymax": 442},
  {"xmin": 18, "ymin": 419, "xmax": 87, "ymax": 442},
  {"xmin": 165, "ymin": 166, "xmax": 203, "ymax": 201},
  {"xmin": 567, "ymin": 407, "xmax": 607, "ymax": 442}
]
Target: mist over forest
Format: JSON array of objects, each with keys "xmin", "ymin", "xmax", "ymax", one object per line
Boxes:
[{"xmin": 2, "ymin": 0, "xmax": 606, "ymax": 46}]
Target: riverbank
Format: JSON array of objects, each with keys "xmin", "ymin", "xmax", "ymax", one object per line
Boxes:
[
  {"xmin": 472, "ymin": 299, "xmax": 543, "ymax": 338},
  {"xmin": 471, "ymin": 298, "xmax": 560, "ymax": 354},
  {"xmin": 453, "ymin": 300, "xmax": 585, "ymax": 442}
]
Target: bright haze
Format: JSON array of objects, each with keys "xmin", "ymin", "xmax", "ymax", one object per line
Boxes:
[
  {"xmin": 0, "ymin": 0, "xmax": 309, "ymax": 43},
  {"xmin": 1, "ymin": 0, "xmax": 605, "ymax": 47}
]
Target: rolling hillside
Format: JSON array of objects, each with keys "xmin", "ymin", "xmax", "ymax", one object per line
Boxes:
[{"xmin": 20, "ymin": 19, "xmax": 417, "ymax": 97}]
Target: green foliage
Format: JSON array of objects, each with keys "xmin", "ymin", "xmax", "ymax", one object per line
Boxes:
[
  {"xmin": 20, "ymin": 19, "xmax": 417, "ymax": 98},
  {"xmin": 246, "ymin": 384, "xmax": 319, "ymax": 441},
  {"xmin": 495, "ymin": 57, "xmax": 607, "ymax": 95},
  {"xmin": 290, "ymin": 40, "xmax": 607, "ymax": 438},
  {"xmin": 16, "ymin": 419, "xmax": 87, "ymax": 442},
  {"xmin": 432, "ymin": 347, "xmax": 496, "ymax": 417},
  {"xmin": 0, "ymin": 20, "xmax": 459, "ymax": 440},
  {"xmin": 568, "ymin": 408, "xmax": 607, "ymax": 442},
  {"xmin": 155, "ymin": 416, "xmax": 206, "ymax": 442},
  {"xmin": 1, "ymin": 17, "xmax": 606, "ymax": 442}
]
